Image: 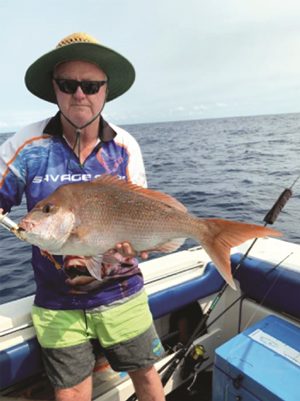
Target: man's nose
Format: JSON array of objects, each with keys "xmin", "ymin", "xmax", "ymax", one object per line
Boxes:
[{"xmin": 73, "ymin": 85, "xmax": 86, "ymax": 99}]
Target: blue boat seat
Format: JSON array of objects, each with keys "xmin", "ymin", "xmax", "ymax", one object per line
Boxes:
[
  {"xmin": 148, "ymin": 263, "xmax": 224, "ymax": 318},
  {"xmin": 232, "ymin": 253, "xmax": 300, "ymax": 320},
  {"xmin": 0, "ymin": 337, "xmax": 43, "ymax": 390},
  {"xmin": 2, "ymin": 252, "xmax": 300, "ymax": 390},
  {"xmin": 0, "ymin": 262, "xmax": 224, "ymax": 390}
]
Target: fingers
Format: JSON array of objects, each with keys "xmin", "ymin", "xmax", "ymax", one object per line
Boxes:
[
  {"xmin": 65, "ymin": 275, "xmax": 98, "ymax": 295},
  {"xmin": 140, "ymin": 251, "xmax": 149, "ymax": 260},
  {"xmin": 115, "ymin": 241, "xmax": 135, "ymax": 257},
  {"xmin": 115, "ymin": 242, "xmax": 149, "ymax": 260},
  {"xmin": 65, "ymin": 275, "xmax": 96, "ymax": 286}
]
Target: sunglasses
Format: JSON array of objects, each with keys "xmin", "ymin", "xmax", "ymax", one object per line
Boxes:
[{"xmin": 54, "ymin": 78, "xmax": 108, "ymax": 95}]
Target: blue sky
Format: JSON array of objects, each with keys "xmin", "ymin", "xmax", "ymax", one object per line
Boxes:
[{"xmin": 2, "ymin": 0, "xmax": 300, "ymax": 131}]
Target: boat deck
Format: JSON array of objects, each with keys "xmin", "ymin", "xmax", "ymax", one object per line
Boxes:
[
  {"xmin": 166, "ymin": 371, "xmax": 212, "ymax": 401},
  {"xmin": 1, "ymin": 238, "xmax": 300, "ymax": 401}
]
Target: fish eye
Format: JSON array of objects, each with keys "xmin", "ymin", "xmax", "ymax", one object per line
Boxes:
[{"xmin": 42, "ymin": 203, "xmax": 54, "ymax": 214}]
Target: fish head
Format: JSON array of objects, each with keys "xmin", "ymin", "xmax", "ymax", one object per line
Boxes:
[{"xmin": 18, "ymin": 199, "xmax": 75, "ymax": 253}]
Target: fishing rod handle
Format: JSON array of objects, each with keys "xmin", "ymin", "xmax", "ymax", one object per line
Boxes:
[
  {"xmin": 161, "ymin": 359, "xmax": 181, "ymax": 386},
  {"xmin": 263, "ymin": 188, "xmax": 292, "ymax": 224},
  {"xmin": 0, "ymin": 213, "xmax": 19, "ymax": 231}
]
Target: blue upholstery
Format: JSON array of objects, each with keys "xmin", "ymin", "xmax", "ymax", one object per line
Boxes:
[
  {"xmin": 0, "ymin": 337, "xmax": 43, "ymax": 389},
  {"xmin": 3, "ymin": 253, "xmax": 299, "ymax": 390},
  {"xmin": 232, "ymin": 253, "xmax": 300, "ymax": 319},
  {"xmin": 148, "ymin": 263, "xmax": 224, "ymax": 318},
  {"xmin": 0, "ymin": 262, "xmax": 224, "ymax": 390}
]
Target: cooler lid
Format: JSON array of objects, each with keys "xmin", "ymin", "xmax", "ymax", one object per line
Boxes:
[{"xmin": 214, "ymin": 315, "xmax": 300, "ymax": 401}]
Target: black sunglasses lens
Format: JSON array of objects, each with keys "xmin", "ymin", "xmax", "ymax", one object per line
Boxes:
[
  {"xmin": 56, "ymin": 79, "xmax": 78, "ymax": 94},
  {"xmin": 80, "ymin": 81, "xmax": 101, "ymax": 94},
  {"xmin": 55, "ymin": 79, "xmax": 106, "ymax": 95}
]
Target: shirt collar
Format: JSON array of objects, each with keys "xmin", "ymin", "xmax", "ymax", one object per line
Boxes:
[{"xmin": 43, "ymin": 112, "xmax": 117, "ymax": 142}]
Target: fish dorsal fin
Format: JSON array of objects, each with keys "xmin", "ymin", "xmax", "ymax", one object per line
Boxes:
[{"xmin": 92, "ymin": 175, "xmax": 187, "ymax": 212}]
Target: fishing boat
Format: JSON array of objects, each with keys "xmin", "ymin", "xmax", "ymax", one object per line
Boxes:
[{"xmin": 1, "ymin": 234, "xmax": 299, "ymax": 401}]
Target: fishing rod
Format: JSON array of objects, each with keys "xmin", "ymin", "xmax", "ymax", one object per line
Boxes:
[
  {"xmin": 0, "ymin": 213, "xmax": 19, "ymax": 233},
  {"xmin": 125, "ymin": 175, "xmax": 299, "ymax": 401},
  {"xmin": 1, "ymin": 176, "xmax": 298, "ymax": 400}
]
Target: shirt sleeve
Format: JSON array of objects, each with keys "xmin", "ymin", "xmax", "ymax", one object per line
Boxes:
[
  {"xmin": 112, "ymin": 123, "xmax": 148, "ymax": 189},
  {"xmin": 127, "ymin": 137, "xmax": 147, "ymax": 188},
  {"xmin": 0, "ymin": 132, "xmax": 27, "ymax": 213}
]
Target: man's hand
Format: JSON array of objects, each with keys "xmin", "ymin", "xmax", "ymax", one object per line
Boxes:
[
  {"xmin": 65, "ymin": 275, "xmax": 97, "ymax": 294},
  {"xmin": 64, "ymin": 242, "xmax": 149, "ymax": 294},
  {"xmin": 115, "ymin": 241, "xmax": 148, "ymax": 260}
]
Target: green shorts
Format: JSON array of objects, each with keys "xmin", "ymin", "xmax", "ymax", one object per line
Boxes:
[{"xmin": 32, "ymin": 291, "xmax": 164, "ymax": 389}]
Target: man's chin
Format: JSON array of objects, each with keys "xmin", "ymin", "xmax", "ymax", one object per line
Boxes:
[{"xmin": 69, "ymin": 111, "xmax": 96, "ymax": 127}]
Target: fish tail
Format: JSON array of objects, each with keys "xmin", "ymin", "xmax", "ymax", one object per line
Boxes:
[{"xmin": 193, "ymin": 218, "xmax": 281, "ymax": 290}]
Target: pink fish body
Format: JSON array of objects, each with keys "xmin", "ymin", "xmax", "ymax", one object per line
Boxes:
[{"xmin": 18, "ymin": 175, "xmax": 280, "ymax": 289}]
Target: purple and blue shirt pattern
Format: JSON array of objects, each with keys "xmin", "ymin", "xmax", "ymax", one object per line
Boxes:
[{"xmin": 0, "ymin": 114, "xmax": 147, "ymax": 309}]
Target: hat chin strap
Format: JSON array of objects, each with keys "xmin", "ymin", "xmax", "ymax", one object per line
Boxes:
[
  {"xmin": 56, "ymin": 86, "xmax": 108, "ymax": 138},
  {"xmin": 58, "ymin": 94, "xmax": 106, "ymax": 166},
  {"xmin": 59, "ymin": 107, "xmax": 102, "ymax": 134},
  {"xmin": 57, "ymin": 87, "xmax": 108, "ymax": 134},
  {"xmin": 59, "ymin": 109, "xmax": 102, "ymax": 167}
]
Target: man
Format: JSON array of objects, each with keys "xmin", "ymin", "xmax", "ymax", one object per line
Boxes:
[{"xmin": 0, "ymin": 32, "xmax": 165, "ymax": 401}]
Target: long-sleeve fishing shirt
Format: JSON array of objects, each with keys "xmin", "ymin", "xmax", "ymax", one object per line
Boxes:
[{"xmin": 0, "ymin": 113, "xmax": 147, "ymax": 309}]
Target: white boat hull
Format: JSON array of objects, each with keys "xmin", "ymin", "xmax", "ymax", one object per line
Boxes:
[{"xmin": 1, "ymin": 237, "xmax": 299, "ymax": 400}]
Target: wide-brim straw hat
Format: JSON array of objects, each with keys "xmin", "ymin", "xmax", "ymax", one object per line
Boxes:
[{"xmin": 25, "ymin": 32, "xmax": 135, "ymax": 103}]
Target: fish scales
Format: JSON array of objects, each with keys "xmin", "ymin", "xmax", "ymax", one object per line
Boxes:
[
  {"xmin": 18, "ymin": 175, "xmax": 281, "ymax": 289},
  {"xmin": 67, "ymin": 181, "xmax": 192, "ymax": 250}
]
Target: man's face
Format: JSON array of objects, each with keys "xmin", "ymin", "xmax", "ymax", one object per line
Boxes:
[{"xmin": 53, "ymin": 60, "xmax": 108, "ymax": 128}]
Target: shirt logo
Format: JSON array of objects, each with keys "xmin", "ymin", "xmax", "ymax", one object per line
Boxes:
[
  {"xmin": 32, "ymin": 174, "xmax": 125, "ymax": 184},
  {"xmin": 152, "ymin": 338, "xmax": 164, "ymax": 356}
]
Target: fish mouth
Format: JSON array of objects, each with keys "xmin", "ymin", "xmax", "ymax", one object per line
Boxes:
[
  {"xmin": 18, "ymin": 219, "xmax": 35, "ymax": 232},
  {"xmin": 16, "ymin": 221, "xmax": 38, "ymax": 241},
  {"xmin": 15, "ymin": 226, "xmax": 26, "ymax": 240},
  {"xmin": 0, "ymin": 213, "xmax": 26, "ymax": 239}
]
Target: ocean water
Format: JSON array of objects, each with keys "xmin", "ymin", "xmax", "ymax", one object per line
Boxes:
[{"xmin": 1, "ymin": 112, "xmax": 300, "ymax": 305}]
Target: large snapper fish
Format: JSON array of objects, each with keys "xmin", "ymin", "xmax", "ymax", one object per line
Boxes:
[{"xmin": 18, "ymin": 175, "xmax": 280, "ymax": 289}]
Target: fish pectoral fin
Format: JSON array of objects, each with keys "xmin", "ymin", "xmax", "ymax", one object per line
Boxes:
[
  {"xmin": 152, "ymin": 238, "xmax": 186, "ymax": 253},
  {"xmin": 102, "ymin": 251, "xmax": 122, "ymax": 264},
  {"xmin": 84, "ymin": 255, "xmax": 104, "ymax": 281}
]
